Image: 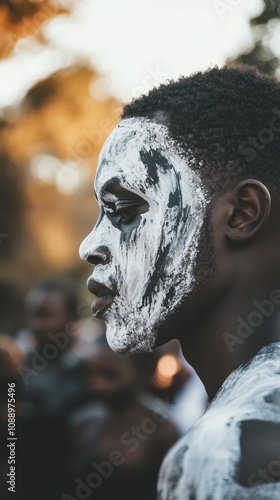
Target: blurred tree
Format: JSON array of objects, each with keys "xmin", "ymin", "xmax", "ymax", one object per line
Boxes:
[
  {"xmin": 229, "ymin": 0, "xmax": 280, "ymax": 75},
  {"xmin": 0, "ymin": 152, "xmax": 24, "ymax": 260},
  {"xmin": 0, "ymin": 63, "xmax": 120, "ymax": 297},
  {"xmin": 0, "ymin": 0, "xmax": 121, "ymax": 317},
  {"xmin": 0, "ymin": 0, "xmax": 68, "ymax": 58}
]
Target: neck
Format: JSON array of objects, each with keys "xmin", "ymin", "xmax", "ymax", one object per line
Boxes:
[{"xmin": 179, "ymin": 285, "xmax": 280, "ymax": 400}]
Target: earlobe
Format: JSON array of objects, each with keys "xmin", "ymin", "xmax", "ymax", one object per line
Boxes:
[{"xmin": 225, "ymin": 180, "xmax": 271, "ymax": 242}]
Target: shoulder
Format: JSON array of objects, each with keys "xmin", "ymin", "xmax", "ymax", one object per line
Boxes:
[
  {"xmin": 238, "ymin": 418, "xmax": 280, "ymax": 487},
  {"xmin": 158, "ymin": 401, "xmax": 280, "ymax": 500},
  {"xmin": 157, "ymin": 433, "xmax": 190, "ymax": 500}
]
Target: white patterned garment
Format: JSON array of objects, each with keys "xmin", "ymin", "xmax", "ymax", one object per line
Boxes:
[{"xmin": 158, "ymin": 343, "xmax": 280, "ymax": 500}]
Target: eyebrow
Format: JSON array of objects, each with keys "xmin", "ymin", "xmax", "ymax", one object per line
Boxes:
[
  {"xmin": 94, "ymin": 176, "xmax": 121, "ymax": 202},
  {"xmin": 99, "ymin": 177, "xmax": 145, "ymax": 206},
  {"xmin": 100, "ymin": 177, "xmax": 137, "ymax": 201},
  {"xmin": 101, "ymin": 177, "xmax": 122, "ymax": 195}
]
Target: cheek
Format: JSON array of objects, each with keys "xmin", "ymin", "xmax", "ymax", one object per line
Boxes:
[{"xmin": 116, "ymin": 211, "xmax": 163, "ymax": 298}]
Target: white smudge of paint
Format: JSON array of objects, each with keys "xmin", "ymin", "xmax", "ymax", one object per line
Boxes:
[
  {"xmin": 158, "ymin": 342, "xmax": 280, "ymax": 499},
  {"xmin": 80, "ymin": 117, "xmax": 209, "ymax": 353}
]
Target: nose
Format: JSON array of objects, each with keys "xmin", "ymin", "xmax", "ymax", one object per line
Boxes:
[
  {"xmin": 79, "ymin": 228, "xmax": 112, "ymax": 265},
  {"xmin": 80, "ymin": 243, "xmax": 111, "ymax": 266},
  {"xmin": 87, "ymin": 245, "xmax": 111, "ymax": 266}
]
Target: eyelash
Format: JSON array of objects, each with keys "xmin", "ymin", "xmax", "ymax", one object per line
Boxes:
[{"xmin": 104, "ymin": 201, "xmax": 139, "ymax": 224}]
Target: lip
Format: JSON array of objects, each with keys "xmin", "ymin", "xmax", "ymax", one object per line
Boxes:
[{"xmin": 87, "ymin": 278, "xmax": 117, "ymax": 318}]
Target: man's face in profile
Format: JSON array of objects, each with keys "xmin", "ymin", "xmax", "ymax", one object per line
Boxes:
[{"xmin": 80, "ymin": 117, "xmax": 208, "ymax": 353}]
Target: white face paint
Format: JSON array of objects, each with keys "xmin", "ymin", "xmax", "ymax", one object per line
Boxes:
[{"xmin": 79, "ymin": 117, "xmax": 209, "ymax": 353}]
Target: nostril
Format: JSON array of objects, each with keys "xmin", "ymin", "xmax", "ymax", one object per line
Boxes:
[
  {"xmin": 87, "ymin": 255, "xmax": 98, "ymax": 265},
  {"xmin": 86, "ymin": 247, "xmax": 111, "ymax": 266},
  {"xmin": 87, "ymin": 255, "xmax": 102, "ymax": 265}
]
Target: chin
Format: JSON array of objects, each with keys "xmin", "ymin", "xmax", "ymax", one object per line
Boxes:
[{"xmin": 105, "ymin": 322, "xmax": 157, "ymax": 354}]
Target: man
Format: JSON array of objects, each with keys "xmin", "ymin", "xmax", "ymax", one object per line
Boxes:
[
  {"xmin": 79, "ymin": 66, "xmax": 280, "ymax": 499},
  {"xmin": 66, "ymin": 334, "xmax": 179, "ymax": 500},
  {"xmin": 17, "ymin": 280, "xmax": 86, "ymax": 500},
  {"xmin": 19, "ymin": 278, "xmax": 85, "ymax": 417}
]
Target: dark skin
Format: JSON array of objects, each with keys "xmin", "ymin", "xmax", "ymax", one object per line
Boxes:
[
  {"xmin": 86, "ymin": 165, "xmax": 280, "ymax": 489},
  {"xmin": 90, "ymin": 178, "xmax": 280, "ymax": 399},
  {"xmin": 150, "ymin": 178, "xmax": 280, "ymax": 482},
  {"xmin": 70, "ymin": 346, "xmax": 179, "ymax": 500},
  {"xmin": 86, "ymin": 350, "xmax": 179, "ymax": 468},
  {"xmin": 156, "ymin": 179, "xmax": 280, "ymax": 400}
]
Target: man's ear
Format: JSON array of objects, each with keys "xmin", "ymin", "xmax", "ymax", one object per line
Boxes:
[{"xmin": 224, "ymin": 179, "xmax": 271, "ymax": 242}]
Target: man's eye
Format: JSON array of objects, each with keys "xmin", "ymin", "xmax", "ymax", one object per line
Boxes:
[
  {"xmin": 116, "ymin": 206, "xmax": 137, "ymax": 223},
  {"xmin": 104, "ymin": 201, "xmax": 140, "ymax": 225}
]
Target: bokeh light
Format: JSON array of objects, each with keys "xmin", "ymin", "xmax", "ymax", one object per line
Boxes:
[{"xmin": 153, "ymin": 354, "xmax": 182, "ymax": 389}]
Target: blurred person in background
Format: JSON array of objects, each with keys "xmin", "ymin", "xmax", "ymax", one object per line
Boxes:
[
  {"xmin": 0, "ymin": 335, "xmax": 24, "ymax": 500},
  {"xmin": 66, "ymin": 334, "xmax": 180, "ymax": 500},
  {"xmin": 16, "ymin": 278, "xmax": 87, "ymax": 500},
  {"xmin": 0, "ymin": 283, "xmax": 24, "ymax": 337},
  {"xmin": 18, "ymin": 278, "xmax": 87, "ymax": 418}
]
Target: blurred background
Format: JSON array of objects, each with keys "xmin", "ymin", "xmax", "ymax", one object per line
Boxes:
[
  {"xmin": 0, "ymin": 0, "xmax": 280, "ymax": 324},
  {"xmin": 0, "ymin": 0, "xmax": 280, "ymax": 498}
]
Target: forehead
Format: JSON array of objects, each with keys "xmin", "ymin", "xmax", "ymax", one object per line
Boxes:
[{"xmin": 95, "ymin": 117, "xmax": 184, "ymax": 196}]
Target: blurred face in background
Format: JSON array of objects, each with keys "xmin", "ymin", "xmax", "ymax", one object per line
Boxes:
[
  {"xmin": 26, "ymin": 290, "xmax": 71, "ymax": 349},
  {"xmin": 86, "ymin": 346, "xmax": 139, "ymax": 405}
]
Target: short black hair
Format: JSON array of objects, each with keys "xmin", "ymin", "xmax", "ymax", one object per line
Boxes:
[{"xmin": 122, "ymin": 66, "xmax": 280, "ymax": 196}]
